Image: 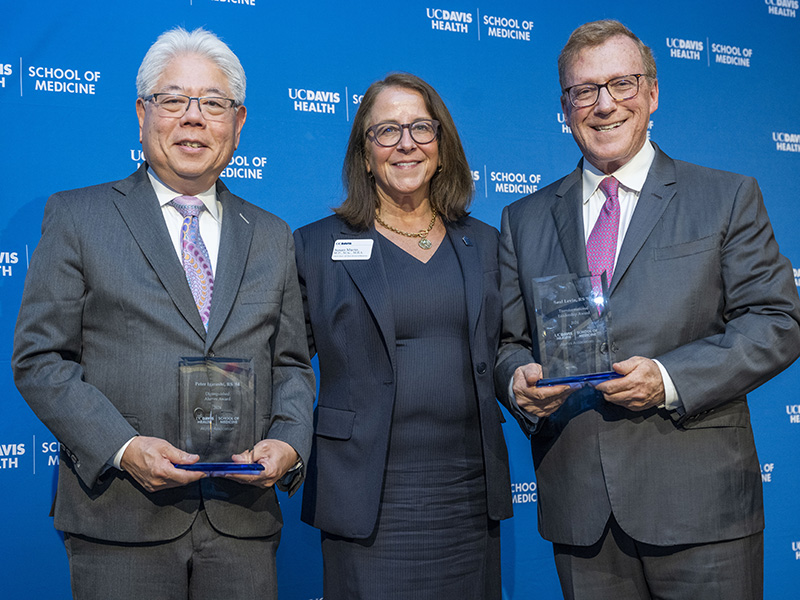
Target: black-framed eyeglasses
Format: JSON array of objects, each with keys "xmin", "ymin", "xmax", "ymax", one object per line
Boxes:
[
  {"xmin": 563, "ymin": 74, "xmax": 647, "ymax": 108},
  {"xmin": 366, "ymin": 119, "xmax": 440, "ymax": 147},
  {"xmin": 144, "ymin": 93, "xmax": 238, "ymax": 120}
]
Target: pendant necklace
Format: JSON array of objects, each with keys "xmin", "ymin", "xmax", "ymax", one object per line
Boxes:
[{"xmin": 375, "ymin": 207, "xmax": 438, "ymax": 250}]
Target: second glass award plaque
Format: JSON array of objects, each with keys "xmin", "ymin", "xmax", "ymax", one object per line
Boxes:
[
  {"xmin": 177, "ymin": 357, "xmax": 263, "ymax": 474},
  {"xmin": 532, "ymin": 274, "xmax": 621, "ymax": 387}
]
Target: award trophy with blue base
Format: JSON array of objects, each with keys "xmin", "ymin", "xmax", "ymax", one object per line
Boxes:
[
  {"xmin": 532, "ymin": 273, "xmax": 622, "ymax": 387},
  {"xmin": 175, "ymin": 357, "xmax": 264, "ymax": 475}
]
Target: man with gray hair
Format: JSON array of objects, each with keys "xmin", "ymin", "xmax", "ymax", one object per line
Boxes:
[
  {"xmin": 495, "ymin": 19, "xmax": 800, "ymax": 599},
  {"xmin": 13, "ymin": 27, "xmax": 314, "ymax": 599}
]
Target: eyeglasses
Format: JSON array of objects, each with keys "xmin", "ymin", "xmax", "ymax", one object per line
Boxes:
[
  {"xmin": 366, "ymin": 119, "xmax": 440, "ymax": 147},
  {"xmin": 144, "ymin": 93, "xmax": 238, "ymax": 121},
  {"xmin": 563, "ymin": 74, "xmax": 647, "ymax": 108}
]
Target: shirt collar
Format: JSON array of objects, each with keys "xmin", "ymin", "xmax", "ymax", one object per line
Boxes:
[
  {"xmin": 146, "ymin": 167, "xmax": 220, "ymax": 221},
  {"xmin": 581, "ymin": 141, "xmax": 656, "ymax": 204}
]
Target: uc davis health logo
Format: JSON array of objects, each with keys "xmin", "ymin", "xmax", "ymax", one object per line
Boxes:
[
  {"xmin": 0, "ymin": 250, "xmax": 18, "ymax": 277},
  {"xmin": 426, "ymin": 8, "xmax": 473, "ymax": 33},
  {"xmin": 288, "ymin": 88, "xmax": 340, "ymax": 114},
  {"xmin": 766, "ymin": 0, "xmax": 797, "ymax": 18},
  {"xmin": 773, "ymin": 132, "xmax": 800, "ymax": 153},
  {"xmin": 0, "ymin": 443, "xmax": 26, "ymax": 469}
]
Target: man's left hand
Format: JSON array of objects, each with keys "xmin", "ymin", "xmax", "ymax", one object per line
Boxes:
[
  {"xmin": 227, "ymin": 439, "xmax": 299, "ymax": 488},
  {"xmin": 595, "ymin": 356, "xmax": 665, "ymax": 411}
]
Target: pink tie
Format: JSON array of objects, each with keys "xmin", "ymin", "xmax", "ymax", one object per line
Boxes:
[
  {"xmin": 169, "ymin": 196, "xmax": 214, "ymax": 329},
  {"xmin": 586, "ymin": 176, "xmax": 620, "ymax": 296}
]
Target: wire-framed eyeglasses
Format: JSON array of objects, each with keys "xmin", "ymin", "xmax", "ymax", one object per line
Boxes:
[
  {"xmin": 366, "ymin": 119, "xmax": 440, "ymax": 147},
  {"xmin": 144, "ymin": 93, "xmax": 238, "ymax": 120},
  {"xmin": 563, "ymin": 74, "xmax": 647, "ymax": 108}
]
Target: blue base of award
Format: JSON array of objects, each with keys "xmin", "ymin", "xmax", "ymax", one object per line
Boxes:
[
  {"xmin": 536, "ymin": 371, "xmax": 623, "ymax": 387},
  {"xmin": 174, "ymin": 463, "xmax": 265, "ymax": 475}
]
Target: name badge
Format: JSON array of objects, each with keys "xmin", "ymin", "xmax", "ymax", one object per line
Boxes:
[{"xmin": 332, "ymin": 239, "xmax": 373, "ymax": 260}]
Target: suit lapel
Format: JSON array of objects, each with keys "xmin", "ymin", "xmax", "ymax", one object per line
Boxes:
[
  {"xmin": 112, "ymin": 165, "xmax": 207, "ymax": 340},
  {"xmin": 337, "ymin": 224, "xmax": 396, "ymax": 370},
  {"xmin": 447, "ymin": 222, "xmax": 482, "ymax": 346},
  {"xmin": 551, "ymin": 167, "xmax": 589, "ymax": 277},
  {"xmin": 610, "ymin": 146, "xmax": 677, "ymax": 295},
  {"xmin": 205, "ymin": 182, "xmax": 254, "ymax": 350}
]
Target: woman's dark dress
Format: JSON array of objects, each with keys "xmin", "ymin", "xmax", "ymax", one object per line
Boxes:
[{"xmin": 321, "ymin": 235, "xmax": 501, "ymax": 599}]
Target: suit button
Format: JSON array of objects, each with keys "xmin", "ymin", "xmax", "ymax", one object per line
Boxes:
[
  {"xmin": 600, "ymin": 342, "xmax": 608, "ymax": 354},
  {"xmin": 207, "ymin": 351, "xmax": 215, "ymax": 358},
  {"xmin": 477, "ymin": 363, "xmax": 487, "ymax": 375},
  {"xmin": 611, "ymin": 343, "xmax": 619, "ymax": 353}
]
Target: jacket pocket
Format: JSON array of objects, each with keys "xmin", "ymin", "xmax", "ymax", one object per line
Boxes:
[
  {"xmin": 680, "ymin": 399, "xmax": 749, "ymax": 429},
  {"xmin": 315, "ymin": 406, "xmax": 355, "ymax": 440},
  {"xmin": 653, "ymin": 234, "xmax": 717, "ymax": 261}
]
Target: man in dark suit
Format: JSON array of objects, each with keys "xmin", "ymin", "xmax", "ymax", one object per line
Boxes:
[
  {"xmin": 12, "ymin": 27, "xmax": 314, "ymax": 600},
  {"xmin": 494, "ymin": 19, "xmax": 800, "ymax": 600}
]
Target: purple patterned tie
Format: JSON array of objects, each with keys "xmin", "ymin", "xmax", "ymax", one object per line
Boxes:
[
  {"xmin": 169, "ymin": 196, "xmax": 214, "ymax": 329},
  {"xmin": 586, "ymin": 176, "xmax": 620, "ymax": 297}
]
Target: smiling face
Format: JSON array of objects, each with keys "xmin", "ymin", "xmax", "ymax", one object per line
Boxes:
[
  {"xmin": 365, "ymin": 87, "xmax": 440, "ymax": 207},
  {"xmin": 136, "ymin": 53, "xmax": 246, "ymax": 195},
  {"xmin": 561, "ymin": 35, "xmax": 658, "ymax": 174}
]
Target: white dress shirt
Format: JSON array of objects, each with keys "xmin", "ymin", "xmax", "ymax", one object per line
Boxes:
[{"xmin": 149, "ymin": 170, "xmax": 222, "ymax": 273}]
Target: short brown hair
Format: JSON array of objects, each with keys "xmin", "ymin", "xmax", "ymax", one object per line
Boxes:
[
  {"xmin": 335, "ymin": 72, "xmax": 473, "ymax": 230},
  {"xmin": 558, "ymin": 20, "xmax": 657, "ymax": 91}
]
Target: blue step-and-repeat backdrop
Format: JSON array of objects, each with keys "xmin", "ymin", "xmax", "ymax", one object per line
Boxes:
[{"xmin": 1, "ymin": 1, "xmax": 799, "ymax": 598}]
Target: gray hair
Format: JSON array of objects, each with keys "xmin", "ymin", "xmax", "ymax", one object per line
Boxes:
[{"xmin": 136, "ymin": 27, "xmax": 246, "ymax": 104}]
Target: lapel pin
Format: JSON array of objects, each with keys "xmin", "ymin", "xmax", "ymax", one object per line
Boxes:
[
  {"xmin": 239, "ymin": 213, "xmax": 250, "ymax": 224},
  {"xmin": 462, "ymin": 236, "xmax": 473, "ymax": 246}
]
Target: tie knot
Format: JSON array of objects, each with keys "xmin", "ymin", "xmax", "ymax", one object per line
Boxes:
[
  {"xmin": 598, "ymin": 176, "xmax": 619, "ymax": 200},
  {"xmin": 170, "ymin": 196, "xmax": 205, "ymax": 219}
]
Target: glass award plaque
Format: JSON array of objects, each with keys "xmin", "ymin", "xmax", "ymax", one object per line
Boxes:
[
  {"xmin": 532, "ymin": 274, "xmax": 621, "ymax": 387},
  {"xmin": 176, "ymin": 357, "xmax": 261, "ymax": 474}
]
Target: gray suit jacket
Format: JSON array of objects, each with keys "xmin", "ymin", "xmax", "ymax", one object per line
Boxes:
[
  {"xmin": 12, "ymin": 164, "xmax": 315, "ymax": 543},
  {"xmin": 494, "ymin": 145, "xmax": 800, "ymax": 547}
]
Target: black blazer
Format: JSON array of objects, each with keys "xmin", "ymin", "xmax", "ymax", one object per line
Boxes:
[{"xmin": 295, "ymin": 214, "xmax": 513, "ymax": 538}]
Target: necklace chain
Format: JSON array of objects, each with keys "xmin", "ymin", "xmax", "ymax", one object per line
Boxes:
[{"xmin": 375, "ymin": 207, "xmax": 438, "ymax": 250}]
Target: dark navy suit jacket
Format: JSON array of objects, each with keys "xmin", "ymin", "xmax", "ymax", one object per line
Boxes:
[{"xmin": 295, "ymin": 214, "xmax": 513, "ymax": 538}]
